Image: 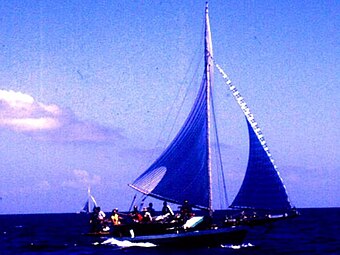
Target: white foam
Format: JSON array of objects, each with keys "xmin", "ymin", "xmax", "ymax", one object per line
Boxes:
[
  {"xmin": 100, "ymin": 237, "xmax": 157, "ymax": 248},
  {"xmin": 221, "ymin": 243, "xmax": 255, "ymax": 249}
]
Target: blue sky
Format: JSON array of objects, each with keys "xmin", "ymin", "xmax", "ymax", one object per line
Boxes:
[{"xmin": 0, "ymin": 0, "xmax": 339, "ymax": 214}]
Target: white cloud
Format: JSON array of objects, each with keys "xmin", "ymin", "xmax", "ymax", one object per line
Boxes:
[
  {"xmin": 0, "ymin": 89, "xmax": 34, "ymax": 107},
  {"xmin": 0, "ymin": 89, "xmax": 124, "ymax": 142},
  {"xmin": 2, "ymin": 117, "xmax": 61, "ymax": 131},
  {"xmin": 0, "ymin": 89, "xmax": 62, "ymax": 131},
  {"xmin": 62, "ymin": 169, "xmax": 101, "ymax": 188}
]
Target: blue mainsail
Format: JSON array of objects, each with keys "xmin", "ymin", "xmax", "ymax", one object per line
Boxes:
[
  {"xmin": 129, "ymin": 4, "xmax": 214, "ymax": 211},
  {"xmin": 129, "ymin": 76, "xmax": 210, "ymax": 210}
]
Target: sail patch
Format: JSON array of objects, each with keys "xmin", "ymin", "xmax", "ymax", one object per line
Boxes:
[{"xmin": 137, "ymin": 166, "xmax": 167, "ymax": 194}]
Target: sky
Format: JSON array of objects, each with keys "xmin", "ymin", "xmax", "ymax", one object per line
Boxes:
[{"xmin": 0, "ymin": 0, "xmax": 338, "ymax": 214}]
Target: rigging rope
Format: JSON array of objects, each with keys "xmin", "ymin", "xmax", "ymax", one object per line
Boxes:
[
  {"xmin": 163, "ymin": 16, "xmax": 206, "ymax": 148},
  {"xmin": 210, "ymin": 91, "xmax": 229, "ymax": 208},
  {"xmin": 138, "ymin": 16, "xmax": 206, "ymax": 181}
]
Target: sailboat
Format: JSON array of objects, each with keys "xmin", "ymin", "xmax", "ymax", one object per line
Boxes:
[
  {"xmin": 80, "ymin": 188, "xmax": 98, "ymax": 214},
  {"xmin": 93, "ymin": 2, "xmax": 297, "ymax": 247}
]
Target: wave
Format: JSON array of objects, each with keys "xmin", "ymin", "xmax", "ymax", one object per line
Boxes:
[
  {"xmin": 221, "ymin": 243, "xmax": 255, "ymax": 249},
  {"xmin": 95, "ymin": 237, "xmax": 157, "ymax": 248}
]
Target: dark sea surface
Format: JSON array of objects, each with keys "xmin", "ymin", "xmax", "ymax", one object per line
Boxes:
[{"xmin": 0, "ymin": 208, "xmax": 339, "ymax": 255}]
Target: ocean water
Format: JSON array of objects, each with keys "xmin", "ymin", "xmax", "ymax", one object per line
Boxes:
[{"xmin": 0, "ymin": 208, "xmax": 339, "ymax": 255}]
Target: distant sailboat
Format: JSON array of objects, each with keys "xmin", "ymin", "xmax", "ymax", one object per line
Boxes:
[
  {"xmin": 90, "ymin": 2, "xmax": 297, "ymax": 247},
  {"xmin": 80, "ymin": 188, "xmax": 97, "ymax": 214}
]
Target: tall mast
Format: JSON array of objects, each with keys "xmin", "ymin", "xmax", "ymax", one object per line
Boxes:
[
  {"xmin": 87, "ymin": 187, "xmax": 91, "ymax": 212},
  {"xmin": 205, "ymin": 2, "xmax": 214, "ymax": 215}
]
